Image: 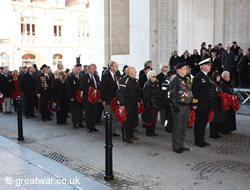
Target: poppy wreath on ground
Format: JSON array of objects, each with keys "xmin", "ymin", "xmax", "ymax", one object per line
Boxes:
[
  {"xmin": 0, "ymin": 93, "xmax": 5, "ymax": 104},
  {"xmin": 76, "ymin": 89, "xmax": 82, "ymax": 103},
  {"xmin": 88, "ymin": 87, "xmax": 100, "ymax": 103},
  {"xmin": 115, "ymin": 105, "xmax": 127, "ymax": 123},
  {"xmin": 188, "ymin": 109, "xmax": 195, "ymax": 127},
  {"xmin": 47, "ymin": 99, "xmax": 60, "ymax": 112},
  {"xmin": 218, "ymin": 92, "xmax": 230, "ymax": 111},
  {"xmin": 229, "ymin": 95, "xmax": 240, "ymax": 111},
  {"xmin": 208, "ymin": 110, "xmax": 214, "ymax": 122},
  {"xmin": 110, "ymin": 97, "xmax": 118, "ymax": 112},
  {"xmin": 138, "ymin": 98, "xmax": 144, "ymax": 114},
  {"xmin": 141, "ymin": 108, "xmax": 157, "ymax": 126}
]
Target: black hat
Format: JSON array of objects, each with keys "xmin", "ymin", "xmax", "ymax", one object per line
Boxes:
[
  {"xmin": 47, "ymin": 99, "xmax": 60, "ymax": 112},
  {"xmin": 208, "ymin": 44, "xmax": 212, "ymax": 47},
  {"xmin": 141, "ymin": 108, "xmax": 157, "ymax": 126},
  {"xmin": 143, "ymin": 66, "xmax": 151, "ymax": 70},
  {"xmin": 167, "ymin": 70, "xmax": 176, "ymax": 77},
  {"xmin": 233, "ymin": 41, "xmax": 237, "ymax": 44},
  {"xmin": 198, "ymin": 58, "xmax": 212, "ymax": 66},
  {"xmin": 23, "ymin": 66, "xmax": 27, "ymax": 69},
  {"xmin": 40, "ymin": 64, "xmax": 48, "ymax": 70},
  {"xmin": 122, "ymin": 65, "xmax": 129, "ymax": 72},
  {"xmin": 33, "ymin": 64, "xmax": 37, "ymax": 69},
  {"xmin": 218, "ymin": 43, "xmax": 222, "ymax": 46},
  {"xmin": 0, "ymin": 66, "xmax": 4, "ymax": 69},
  {"xmin": 175, "ymin": 62, "xmax": 187, "ymax": 69},
  {"xmin": 75, "ymin": 63, "xmax": 82, "ymax": 67}
]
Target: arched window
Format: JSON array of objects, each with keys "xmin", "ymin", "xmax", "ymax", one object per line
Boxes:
[
  {"xmin": 0, "ymin": 52, "xmax": 9, "ymax": 67},
  {"xmin": 22, "ymin": 54, "xmax": 36, "ymax": 66},
  {"xmin": 53, "ymin": 53, "xmax": 63, "ymax": 66}
]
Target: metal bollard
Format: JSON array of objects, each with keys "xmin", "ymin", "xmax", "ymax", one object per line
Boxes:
[
  {"xmin": 17, "ymin": 96, "xmax": 24, "ymax": 141},
  {"xmin": 104, "ymin": 112, "xmax": 114, "ymax": 181}
]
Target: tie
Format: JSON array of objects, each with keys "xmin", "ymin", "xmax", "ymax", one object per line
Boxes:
[
  {"xmin": 76, "ymin": 75, "xmax": 79, "ymax": 79},
  {"xmin": 114, "ymin": 74, "xmax": 117, "ymax": 85},
  {"xmin": 91, "ymin": 75, "xmax": 96, "ymax": 88}
]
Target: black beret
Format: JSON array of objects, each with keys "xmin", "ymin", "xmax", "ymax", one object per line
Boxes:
[
  {"xmin": 167, "ymin": 70, "xmax": 176, "ymax": 77},
  {"xmin": 143, "ymin": 66, "xmax": 151, "ymax": 70},
  {"xmin": 175, "ymin": 62, "xmax": 186, "ymax": 69}
]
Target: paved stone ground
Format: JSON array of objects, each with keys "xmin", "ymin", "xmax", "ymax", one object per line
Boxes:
[{"xmin": 0, "ymin": 104, "xmax": 249, "ymax": 190}]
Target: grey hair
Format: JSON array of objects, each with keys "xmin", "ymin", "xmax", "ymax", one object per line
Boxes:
[
  {"xmin": 159, "ymin": 64, "xmax": 167, "ymax": 70},
  {"xmin": 221, "ymin": 71, "xmax": 230, "ymax": 78},
  {"xmin": 147, "ymin": 70, "xmax": 156, "ymax": 79}
]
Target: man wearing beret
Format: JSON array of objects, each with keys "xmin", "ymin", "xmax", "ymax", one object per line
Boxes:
[
  {"xmin": 36, "ymin": 64, "xmax": 52, "ymax": 121},
  {"xmin": 192, "ymin": 58, "xmax": 212, "ymax": 147},
  {"xmin": 169, "ymin": 63, "xmax": 192, "ymax": 153}
]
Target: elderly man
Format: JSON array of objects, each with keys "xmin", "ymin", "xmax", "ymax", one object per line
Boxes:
[
  {"xmin": 170, "ymin": 63, "xmax": 192, "ymax": 153},
  {"xmin": 53, "ymin": 63, "xmax": 64, "ymax": 79},
  {"xmin": 101, "ymin": 61, "xmax": 120, "ymax": 136},
  {"xmin": 117, "ymin": 67, "xmax": 141, "ymax": 143},
  {"xmin": 169, "ymin": 50, "xmax": 180, "ymax": 70},
  {"xmin": 220, "ymin": 71, "xmax": 236, "ymax": 134},
  {"xmin": 221, "ymin": 45, "xmax": 234, "ymax": 73},
  {"xmin": 192, "ymin": 58, "xmax": 212, "ymax": 148},
  {"xmin": 0, "ymin": 67, "xmax": 14, "ymax": 113},
  {"xmin": 157, "ymin": 64, "xmax": 168, "ymax": 86}
]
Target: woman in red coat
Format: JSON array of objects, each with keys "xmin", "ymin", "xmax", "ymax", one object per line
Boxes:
[{"xmin": 11, "ymin": 70, "xmax": 20, "ymax": 112}]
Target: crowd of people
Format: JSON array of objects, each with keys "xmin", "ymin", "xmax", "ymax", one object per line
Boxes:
[{"xmin": 0, "ymin": 41, "xmax": 249, "ymax": 154}]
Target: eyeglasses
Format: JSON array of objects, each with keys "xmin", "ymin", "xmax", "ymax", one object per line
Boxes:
[{"xmin": 152, "ymin": 76, "xmax": 156, "ymax": 78}]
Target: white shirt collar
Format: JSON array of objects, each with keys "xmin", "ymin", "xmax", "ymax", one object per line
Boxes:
[{"xmin": 201, "ymin": 70, "xmax": 208, "ymax": 76}]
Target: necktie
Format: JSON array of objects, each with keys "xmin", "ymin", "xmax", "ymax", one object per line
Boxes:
[
  {"xmin": 91, "ymin": 75, "xmax": 96, "ymax": 88},
  {"xmin": 114, "ymin": 74, "xmax": 117, "ymax": 85}
]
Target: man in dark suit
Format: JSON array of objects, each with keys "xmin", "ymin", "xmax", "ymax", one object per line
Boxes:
[
  {"xmin": 221, "ymin": 45, "xmax": 234, "ymax": 73},
  {"xmin": 21, "ymin": 65, "xmax": 36, "ymax": 119},
  {"xmin": 66, "ymin": 66, "xmax": 84, "ymax": 129},
  {"xmin": 157, "ymin": 64, "xmax": 168, "ymax": 86},
  {"xmin": 36, "ymin": 64, "xmax": 52, "ymax": 121},
  {"xmin": 80, "ymin": 64, "xmax": 101, "ymax": 133},
  {"xmin": 192, "ymin": 58, "xmax": 212, "ymax": 148},
  {"xmin": 0, "ymin": 67, "xmax": 14, "ymax": 113},
  {"xmin": 217, "ymin": 43, "xmax": 225, "ymax": 59},
  {"xmin": 139, "ymin": 66, "xmax": 151, "ymax": 90},
  {"xmin": 169, "ymin": 50, "xmax": 180, "ymax": 70},
  {"xmin": 208, "ymin": 52, "xmax": 220, "ymax": 76},
  {"xmin": 139, "ymin": 60, "xmax": 152, "ymax": 78},
  {"xmin": 101, "ymin": 61, "xmax": 120, "ymax": 136}
]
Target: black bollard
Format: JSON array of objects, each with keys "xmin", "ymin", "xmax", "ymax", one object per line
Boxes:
[
  {"xmin": 17, "ymin": 96, "xmax": 24, "ymax": 141},
  {"xmin": 104, "ymin": 112, "xmax": 114, "ymax": 181}
]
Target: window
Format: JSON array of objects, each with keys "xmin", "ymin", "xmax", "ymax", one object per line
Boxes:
[
  {"xmin": 78, "ymin": 21, "xmax": 89, "ymax": 38},
  {"xmin": 0, "ymin": 52, "xmax": 9, "ymax": 67},
  {"xmin": 53, "ymin": 54, "xmax": 63, "ymax": 66},
  {"xmin": 54, "ymin": 19, "xmax": 62, "ymax": 37},
  {"xmin": 21, "ymin": 17, "xmax": 36, "ymax": 36},
  {"xmin": 22, "ymin": 54, "xmax": 36, "ymax": 66}
]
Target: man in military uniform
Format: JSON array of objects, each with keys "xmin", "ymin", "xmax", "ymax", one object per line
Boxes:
[
  {"xmin": 116, "ymin": 67, "xmax": 141, "ymax": 143},
  {"xmin": 169, "ymin": 63, "xmax": 192, "ymax": 153},
  {"xmin": 80, "ymin": 64, "xmax": 100, "ymax": 133},
  {"xmin": 192, "ymin": 58, "xmax": 212, "ymax": 147},
  {"xmin": 36, "ymin": 64, "xmax": 52, "ymax": 121},
  {"xmin": 21, "ymin": 66, "xmax": 36, "ymax": 119},
  {"xmin": 162, "ymin": 70, "xmax": 176, "ymax": 133}
]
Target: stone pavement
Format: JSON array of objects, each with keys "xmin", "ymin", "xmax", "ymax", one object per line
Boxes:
[
  {"xmin": 0, "ymin": 104, "xmax": 249, "ymax": 190},
  {"xmin": 0, "ymin": 135, "xmax": 111, "ymax": 190}
]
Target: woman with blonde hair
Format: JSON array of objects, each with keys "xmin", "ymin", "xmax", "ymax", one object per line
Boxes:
[{"xmin": 53, "ymin": 71, "xmax": 69, "ymax": 124}]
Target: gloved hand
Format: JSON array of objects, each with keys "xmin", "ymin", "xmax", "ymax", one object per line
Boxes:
[{"xmin": 173, "ymin": 106, "xmax": 180, "ymax": 113}]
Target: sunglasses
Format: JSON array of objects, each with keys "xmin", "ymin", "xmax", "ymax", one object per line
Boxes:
[{"xmin": 152, "ymin": 76, "xmax": 157, "ymax": 78}]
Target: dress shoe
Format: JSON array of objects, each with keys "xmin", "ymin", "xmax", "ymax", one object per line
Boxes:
[
  {"xmin": 73, "ymin": 124, "xmax": 77, "ymax": 129},
  {"xmin": 210, "ymin": 135, "xmax": 218, "ymax": 139},
  {"xmin": 216, "ymin": 134, "xmax": 222, "ymax": 138},
  {"xmin": 112, "ymin": 133, "xmax": 120, "ymax": 137},
  {"xmin": 87, "ymin": 129, "xmax": 92, "ymax": 133},
  {"xmin": 42, "ymin": 118, "xmax": 47, "ymax": 121},
  {"xmin": 7, "ymin": 111, "xmax": 12, "ymax": 113},
  {"xmin": 146, "ymin": 134, "xmax": 154, "ymax": 137},
  {"xmin": 203, "ymin": 142, "xmax": 210, "ymax": 146},
  {"xmin": 181, "ymin": 147, "xmax": 190, "ymax": 151},
  {"xmin": 131, "ymin": 136, "xmax": 139, "ymax": 140},
  {"xmin": 26, "ymin": 116, "xmax": 30, "ymax": 119},
  {"xmin": 78, "ymin": 124, "xmax": 85, "ymax": 128},
  {"xmin": 124, "ymin": 139, "xmax": 133, "ymax": 144},
  {"xmin": 173, "ymin": 148, "xmax": 183, "ymax": 153},
  {"xmin": 3, "ymin": 112, "xmax": 7, "ymax": 114},
  {"xmin": 165, "ymin": 128, "xmax": 172, "ymax": 133},
  {"xmin": 195, "ymin": 143, "xmax": 204, "ymax": 148},
  {"xmin": 153, "ymin": 133, "xmax": 159, "ymax": 136},
  {"xmin": 46, "ymin": 117, "xmax": 52, "ymax": 121},
  {"xmin": 30, "ymin": 115, "xmax": 36, "ymax": 118},
  {"xmin": 92, "ymin": 128, "xmax": 99, "ymax": 132}
]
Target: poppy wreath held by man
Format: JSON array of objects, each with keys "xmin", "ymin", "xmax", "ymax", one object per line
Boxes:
[
  {"xmin": 218, "ymin": 92, "xmax": 230, "ymax": 111},
  {"xmin": 0, "ymin": 93, "xmax": 5, "ymax": 104},
  {"xmin": 76, "ymin": 89, "xmax": 82, "ymax": 103},
  {"xmin": 138, "ymin": 98, "xmax": 144, "ymax": 114},
  {"xmin": 88, "ymin": 87, "xmax": 100, "ymax": 103},
  {"xmin": 47, "ymin": 99, "xmax": 60, "ymax": 112},
  {"xmin": 229, "ymin": 94, "xmax": 240, "ymax": 111},
  {"xmin": 208, "ymin": 110, "xmax": 214, "ymax": 122},
  {"xmin": 110, "ymin": 97, "xmax": 118, "ymax": 112},
  {"xmin": 188, "ymin": 109, "xmax": 195, "ymax": 127},
  {"xmin": 115, "ymin": 105, "xmax": 127, "ymax": 123}
]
